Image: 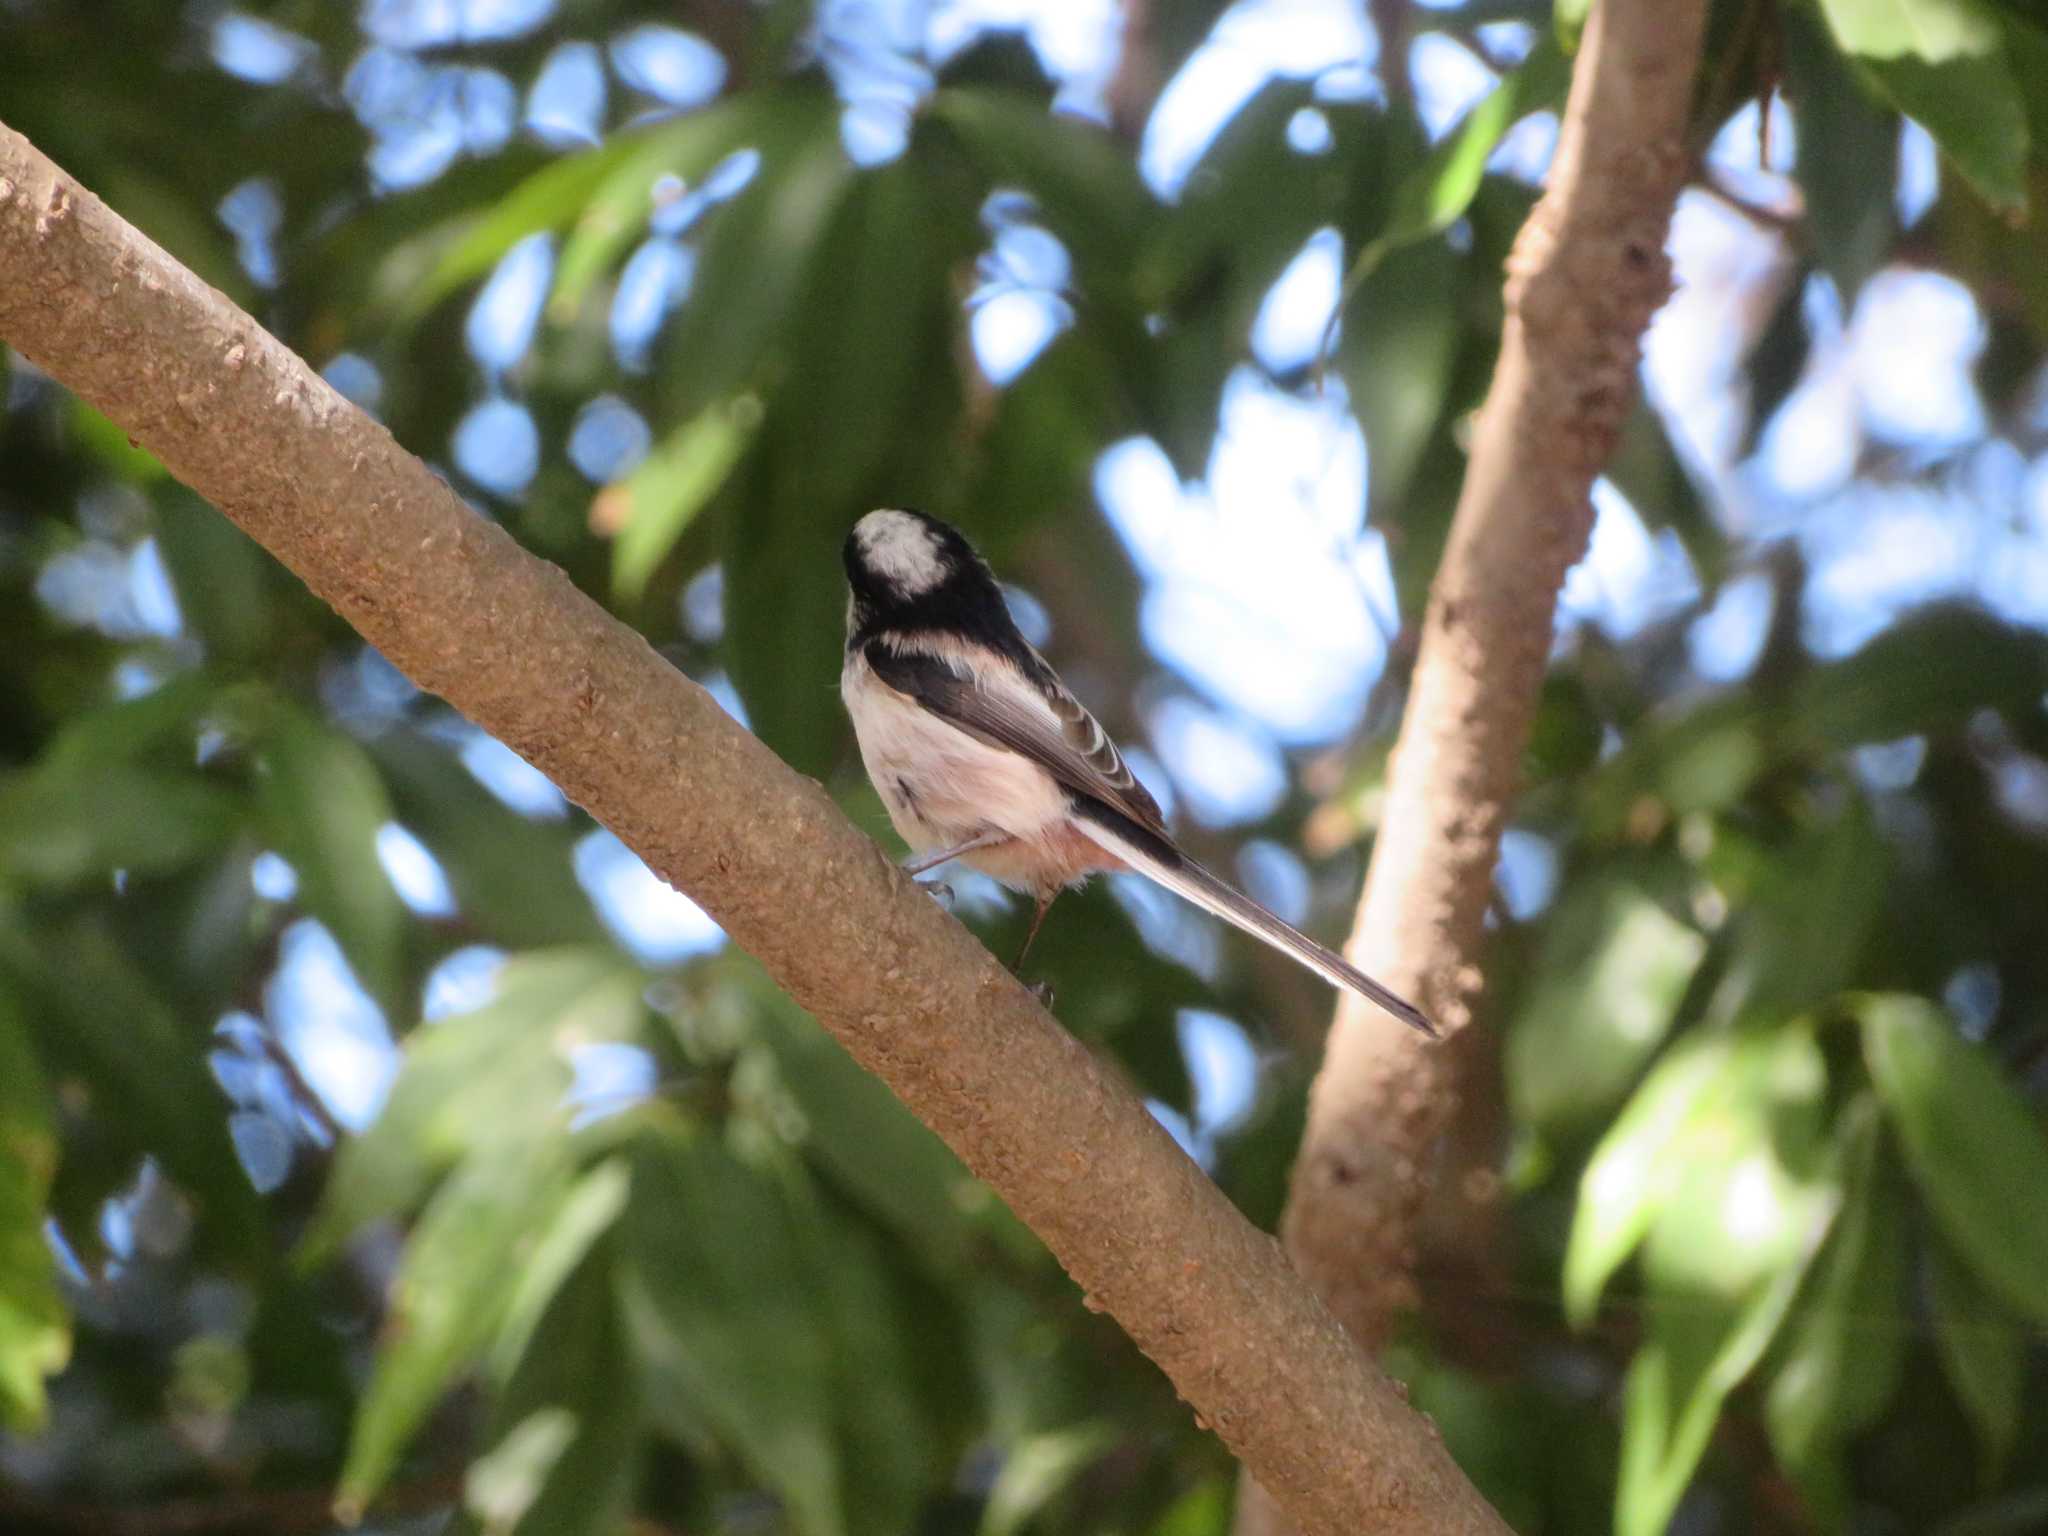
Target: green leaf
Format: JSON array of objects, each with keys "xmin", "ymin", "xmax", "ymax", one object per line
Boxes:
[
  {"xmin": 1616, "ymin": 1255, "xmax": 1813, "ymax": 1536},
  {"xmin": 153, "ymin": 487, "xmax": 276, "ymax": 663},
  {"xmin": 551, "ymin": 96, "xmax": 778, "ymax": 317},
  {"xmin": 0, "ymin": 990, "xmax": 68, "ymax": 1431},
  {"xmin": 660, "ymin": 94, "xmax": 848, "ymax": 418},
  {"xmin": 1509, "ymin": 879, "xmax": 1706, "ymax": 1133},
  {"xmin": 1564, "ymin": 1027, "xmax": 1830, "ymax": 1326},
  {"xmin": 758, "ymin": 1002, "xmax": 975, "ymax": 1268},
  {"xmin": 1793, "ymin": 606, "xmax": 2048, "ymax": 751},
  {"xmin": 256, "ymin": 712, "xmax": 405, "ymax": 1007},
  {"xmin": 476, "ymin": 1241, "xmax": 642, "ymax": 1536},
  {"xmin": 980, "ymin": 1422, "xmax": 1120, "ymax": 1536},
  {"xmin": 1554, "ymin": 0, "xmax": 1592, "ymax": 51},
  {"xmin": 1562, "ymin": 1034, "xmax": 1733, "ymax": 1327},
  {"xmin": 1764, "ymin": 1098, "xmax": 1906, "ymax": 1517},
  {"xmin": 620, "ymin": 1132, "xmax": 844, "ymax": 1536},
  {"xmin": 725, "ymin": 148, "xmax": 976, "ymax": 779},
  {"xmin": 609, "ymin": 397, "xmax": 759, "ymax": 604},
  {"xmin": 1606, "ymin": 400, "xmax": 1723, "ymax": 580},
  {"xmin": 6, "ymin": 918, "xmax": 263, "ymax": 1254},
  {"xmin": 1926, "ymin": 1239, "xmax": 2023, "ymax": 1478},
  {"xmin": 1815, "ymin": 0, "xmax": 2028, "ymax": 212},
  {"xmin": 487, "ymin": 1158, "xmax": 631, "ymax": 1386},
  {"xmin": 403, "ymin": 135, "xmax": 655, "ymax": 323},
  {"xmin": 463, "ymin": 1408, "xmax": 579, "ymax": 1535},
  {"xmin": 1339, "ymin": 240, "xmax": 1462, "ymax": 525},
  {"xmin": 1373, "ymin": 35, "xmax": 1568, "ymax": 261},
  {"xmin": 0, "ymin": 756, "xmax": 239, "ymax": 890},
  {"xmin": 799, "ymin": 1193, "xmax": 968, "ymax": 1533},
  {"xmin": 1781, "ymin": 9, "xmax": 1899, "ymax": 302},
  {"xmin": 338, "ymin": 1135, "xmax": 578, "ymax": 1514},
  {"xmin": 302, "ymin": 948, "xmax": 645, "ymax": 1260},
  {"xmin": 1859, "ymin": 994, "xmax": 2048, "ymax": 1324}
]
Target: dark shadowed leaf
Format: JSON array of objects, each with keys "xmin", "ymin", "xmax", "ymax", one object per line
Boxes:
[
  {"xmin": 1764, "ymin": 1098, "xmax": 1906, "ymax": 1520},
  {"xmin": 1927, "ymin": 1238, "xmax": 2024, "ymax": 1478},
  {"xmin": 153, "ymin": 487, "xmax": 277, "ymax": 663},
  {"xmin": 1859, "ymin": 994, "xmax": 2048, "ymax": 1325},
  {"xmin": 1508, "ymin": 878, "xmax": 1706, "ymax": 1132},
  {"xmin": 620, "ymin": 1131, "xmax": 845, "ymax": 1536},
  {"xmin": 256, "ymin": 711, "xmax": 405, "ymax": 1008},
  {"xmin": 465, "ymin": 1215, "xmax": 641, "ymax": 1536},
  {"xmin": 1781, "ymin": 9, "xmax": 1899, "ymax": 302},
  {"xmin": 1794, "ymin": 607, "xmax": 2048, "ymax": 751}
]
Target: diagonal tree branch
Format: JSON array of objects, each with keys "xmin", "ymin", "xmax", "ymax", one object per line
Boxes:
[
  {"xmin": 1242, "ymin": 0, "xmax": 1710, "ymax": 1528},
  {"xmin": 0, "ymin": 120, "xmax": 1507, "ymax": 1536}
]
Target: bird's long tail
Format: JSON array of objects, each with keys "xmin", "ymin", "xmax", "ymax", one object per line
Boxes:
[{"xmin": 1073, "ymin": 808, "xmax": 1436, "ymax": 1037}]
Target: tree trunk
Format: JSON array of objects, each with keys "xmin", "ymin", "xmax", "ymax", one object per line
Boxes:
[{"xmin": 1239, "ymin": 0, "xmax": 1711, "ymax": 1528}]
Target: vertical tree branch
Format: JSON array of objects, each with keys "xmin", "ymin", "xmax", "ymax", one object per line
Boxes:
[{"xmin": 1241, "ymin": 0, "xmax": 1709, "ymax": 1527}]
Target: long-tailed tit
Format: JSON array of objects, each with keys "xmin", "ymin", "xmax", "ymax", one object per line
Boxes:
[{"xmin": 838, "ymin": 509, "xmax": 1434, "ymax": 1036}]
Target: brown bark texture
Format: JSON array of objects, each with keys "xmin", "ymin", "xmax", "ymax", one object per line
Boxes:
[
  {"xmin": 0, "ymin": 121, "xmax": 1510, "ymax": 1536},
  {"xmin": 1242, "ymin": 0, "xmax": 1710, "ymax": 1529}
]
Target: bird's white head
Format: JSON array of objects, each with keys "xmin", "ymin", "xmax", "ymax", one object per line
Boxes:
[{"xmin": 847, "ymin": 508, "xmax": 951, "ymax": 598}]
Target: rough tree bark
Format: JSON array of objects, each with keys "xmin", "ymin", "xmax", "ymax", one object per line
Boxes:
[
  {"xmin": 0, "ymin": 121, "xmax": 1509, "ymax": 1536},
  {"xmin": 1239, "ymin": 0, "xmax": 1710, "ymax": 1529}
]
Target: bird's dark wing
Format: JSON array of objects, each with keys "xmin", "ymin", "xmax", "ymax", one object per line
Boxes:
[{"xmin": 864, "ymin": 640, "xmax": 1169, "ymax": 837}]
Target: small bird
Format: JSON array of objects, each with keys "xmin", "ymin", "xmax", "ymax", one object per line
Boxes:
[{"xmin": 839, "ymin": 508, "xmax": 1434, "ymax": 1036}]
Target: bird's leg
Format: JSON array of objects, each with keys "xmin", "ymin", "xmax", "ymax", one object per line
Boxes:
[
  {"xmin": 1014, "ymin": 893, "xmax": 1056, "ymax": 969},
  {"xmin": 902, "ymin": 828, "xmax": 1008, "ymax": 878}
]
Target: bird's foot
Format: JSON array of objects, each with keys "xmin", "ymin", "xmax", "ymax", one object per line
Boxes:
[
  {"xmin": 917, "ymin": 880, "xmax": 955, "ymax": 908},
  {"xmin": 1026, "ymin": 979, "xmax": 1056, "ymax": 1009}
]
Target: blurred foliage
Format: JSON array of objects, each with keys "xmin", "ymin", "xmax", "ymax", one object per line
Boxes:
[{"xmin": 3, "ymin": 2, "xmax": 2048, "ymax": 1534}]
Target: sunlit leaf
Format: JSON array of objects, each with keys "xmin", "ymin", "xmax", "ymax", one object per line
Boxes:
[
  {"xmin": 302, "ymin": 948, "xmax": 645, "ymax": 1261},
  {"xmin": 0, "ymin": 990, "xmax": 67, "ymax": 1431},
  {"xmin": 463, "ymin": 1408, "xmax": 578, "ymax": 1534},
  {"xmin": 980, "ymin": 1422, "xmax": 1119, "ymax": 1536},
  {"xmin": 1509, "ymin": 878, "xmax": 1706, "ymax": 1133},
  {"xmin": 1859, "ymin": 994, "xmax": 2048, "ymax": 1324},
  {"xmin": 338, "ymin": 1135, "xmax": 578, "ymax": 1514},
  {"xmin": 1562, "ymin": 1034, "xmax": 1732, "ymax": 1327},
  {"xmin": 1815, "ymin": 0, "xmax": 2028, "ymax": 211},
  {"xmin": 1565, "ymin": 1026, "xmax": 1830, "ymax": 1327},
  {"xmin": 552, "ymin": 95, "xmax": 779, "ymax": 316},
  {"xmin": 1554, "ymin": 0, "xmax": 1592, "ymax": 51},
  {"xmin": 608, "ymin": 397, "xmax": 759, "ymax": 603},
  {"xmin": 1926, "ymin": 1238, "xmax": 2024, "ymax": 1478},
  {"xmin": 1369, "ymin": 35, "xmax": 1568, "ymax": 266},
  {"xmin": 1616, "ymin": 1254, "xmax": 1813, "ymax": 1536},
  {"xmin": 256, "ymin": 711, "xmax": 406, "ymax": 1007}
]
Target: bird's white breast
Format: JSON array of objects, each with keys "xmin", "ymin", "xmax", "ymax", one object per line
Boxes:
[{"xmin": 840, "ymin": 650, "xmax": 1068, "ymax": 853}]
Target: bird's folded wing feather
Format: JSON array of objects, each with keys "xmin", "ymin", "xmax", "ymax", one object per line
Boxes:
[{"xmin": 863, "ymin": 640, "xmax": 1168, "ymax": 836}]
